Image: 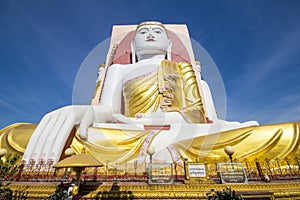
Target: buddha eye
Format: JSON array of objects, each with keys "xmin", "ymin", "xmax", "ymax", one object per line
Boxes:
[
  {"xmin": 154, "ymin": 30, "xmax": 162, "ymax": 34},
  {"xmin": 138, "ymin": 28, "xmax": 149, "ymax": 35}
]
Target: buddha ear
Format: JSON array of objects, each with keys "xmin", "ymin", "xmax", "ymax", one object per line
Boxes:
[
  {"xmin": 167, "ymin": 39, "xmax": 172, "ymax": 60},
  {"xmin": 131, "ymin": 41, "xmax": 136, "ymax": 64}
]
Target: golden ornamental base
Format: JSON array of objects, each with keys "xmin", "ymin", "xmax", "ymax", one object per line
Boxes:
[
  {"xmin": 184, "ymin": 178, "xmax": 215, "ymax": 185},
  {"xmin": 8, "ymin": 180, "xmax": 300, "ymax": 199}
]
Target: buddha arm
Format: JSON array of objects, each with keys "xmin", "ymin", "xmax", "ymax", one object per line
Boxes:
[
  {"xmin": 100, "ymin": 64, "xmax": 122, "ymax": 113},
  {"xmin": 179, "ymin": 62, "xmax": 207, "ymax": 123}
]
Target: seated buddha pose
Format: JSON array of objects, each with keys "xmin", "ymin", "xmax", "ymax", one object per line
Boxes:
[
  {"xmin": 79, "ymin": 21, "xmax": 207, "ymax": 136},
  {"xmin": 74, "ymin": 21, "xmax": 259, "ymax": 164},
  {"xmin": 0, "ymin": 21, "xmax": 299, "ymax": 170}
]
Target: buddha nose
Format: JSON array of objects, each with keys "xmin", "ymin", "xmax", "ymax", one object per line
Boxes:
[{"xmin": 147, "ymin": 32, "xmax": 154, "ymax": 39}]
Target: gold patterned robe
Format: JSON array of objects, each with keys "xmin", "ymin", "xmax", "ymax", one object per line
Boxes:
[
  {"xmin": 71, "ymin": 60, "xmax": 208, "ymax": 163},
  {"xmin": 122, "ymin": 60, "xmax": 207, "ymax": 123}
]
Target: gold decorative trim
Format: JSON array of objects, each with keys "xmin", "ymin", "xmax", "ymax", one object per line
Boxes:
[{"xmin": 9, "ymin": 181, "xmax": 300, "ymax": 199}]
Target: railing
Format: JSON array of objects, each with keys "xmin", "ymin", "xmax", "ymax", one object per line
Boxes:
[
  {"xmin": 206, "ymin": 157, "xmax": 300, "ymax": 181},
  {"xmin": 13, "ymin": 157, "xmax": 300, "ymax": 183}
]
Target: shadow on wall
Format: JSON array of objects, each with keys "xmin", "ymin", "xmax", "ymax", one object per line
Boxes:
[{"xmin": 95, "ymin": 182, "xmax": 133, "ymax": 200}]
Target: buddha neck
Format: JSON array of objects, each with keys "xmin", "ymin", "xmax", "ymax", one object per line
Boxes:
[{"xmin": 136, "ymin": 54, "xmax": 166, "ymax": 62}]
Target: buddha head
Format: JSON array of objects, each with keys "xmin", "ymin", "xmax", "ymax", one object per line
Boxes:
[{"xmin": 132, "ymin": 21, "xmax": 171, "ymax": 62}]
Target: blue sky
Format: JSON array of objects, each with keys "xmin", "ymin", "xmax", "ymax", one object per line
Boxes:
[{"xmin": 1, "ymin": 0, "xmax": 300, "ymax": 129}]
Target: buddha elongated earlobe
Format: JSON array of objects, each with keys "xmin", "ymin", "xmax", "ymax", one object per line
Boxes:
[
  {"xmin": 167, "ymin": 40, "xmax": 172, "ymax": 61},
  {"xmin": 131, "ymin": 42, "xmax": 136, "ymax": 64}
]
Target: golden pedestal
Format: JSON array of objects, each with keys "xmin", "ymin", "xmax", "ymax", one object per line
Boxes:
[{"xmin": 9, "ymin": 180, "xmax": 300, "ymax": 199}]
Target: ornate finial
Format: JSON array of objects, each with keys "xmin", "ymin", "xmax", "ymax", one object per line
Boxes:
[
  {"xmin": 65, "ymin": 148, "xmax": 75, "ymax": 157},
  {"xmin": 224, "ymin": 146, "xmax": 234, "ymax": 163}
]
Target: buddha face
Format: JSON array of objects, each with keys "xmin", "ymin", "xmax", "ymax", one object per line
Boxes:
[{"xmin": 133, "ymin": 24, "xmax": 169, "ymax": 56}]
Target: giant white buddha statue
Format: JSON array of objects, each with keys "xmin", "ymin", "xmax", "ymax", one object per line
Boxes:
[{"xmin": 0, "ymin": 21, "xmax": 299, "ymax": 170}]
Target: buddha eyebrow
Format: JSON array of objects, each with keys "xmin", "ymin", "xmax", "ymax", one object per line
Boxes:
[
  {"xmin": 137, "ymin": 27, "xmax": 150, "ymax": 33},
  {"xmin": 152, "ymin": 27, "xmax": 164, "ymax": 32}
]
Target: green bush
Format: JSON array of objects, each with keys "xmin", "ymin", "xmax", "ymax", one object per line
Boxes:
[
  {"xmin": 0, "ymin": 154, "xmax": 21, "ymax": 191},
  {"xmin": 206, "ymin": 186, "xmax": 243, "ymax": 200}
]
